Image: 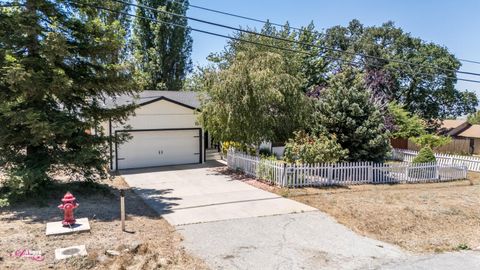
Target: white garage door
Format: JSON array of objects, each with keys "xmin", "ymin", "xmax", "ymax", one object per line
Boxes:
[{"xmin": 117, "ymin": 129, "xmax": 201, "ymax": 169}]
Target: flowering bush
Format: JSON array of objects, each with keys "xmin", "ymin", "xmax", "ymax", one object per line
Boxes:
[
  {"xmin": 283, "ymin": 131, "xmax": 348, "ymax": 164},
  {"xmin": 221, "ymin": 141, "xmax": 255, "ymax": 155}
]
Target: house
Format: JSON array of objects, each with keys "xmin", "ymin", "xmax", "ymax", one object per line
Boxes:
[
  {"xmin": 406, "ymin": 119, "xmax": 480, "ymax": 154},
  {"xmin": 453, "ymin": 124, "xmax": 480, "ymax": 154},
  {"xmin": 101, "ymin": 91, "xmax": 212, "ymax": 170},
  {"xmin": 436, "ymin": 119, "xmax": 480, "ymax": 154},
  {"xmin": 437, "ymin": 119, "xmax": 470, "ymax": 136}
]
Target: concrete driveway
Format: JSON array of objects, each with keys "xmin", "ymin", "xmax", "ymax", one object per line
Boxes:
[
  {"xmin": 122, "ymin": 161, "xmax": 480, "ymax": 269},
  {"xmin": 121, "ymin": 161, "xmax": 316, "ymax": 225}
]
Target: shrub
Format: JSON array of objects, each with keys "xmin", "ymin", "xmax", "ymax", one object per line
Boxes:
[
  {"xmin": 256, "ymin": 155, "xmax": 279, "ymax": 183},
  {"xmin": 411, "ymin": 134, "xmax": 451, "ymax": 149},
  {"xmin": 283, "ymin": 131, "xmax": 348, "ymax": 164},
  {"xmin": 457, "ymin": 243, "xmax": 471, "ymax": 251},
  {"xmin": 412, "ymin": 146, "xmax": 436, "ymax": 164}
]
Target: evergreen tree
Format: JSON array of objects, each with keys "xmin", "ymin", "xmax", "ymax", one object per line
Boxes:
[
  {"xmin": 98, "ymin": 0, "xmax": 133, "ymax": 63},
  {"xmin": 133, "ymin": 0, "xmax": 192, "ymax": 90},
  {"xmin": 311, "ymin": 69, "xmax": 391, "ymax": 162},
  {"xmin": 297, "ymin": 22, "xmax": 327, "ymax": 92},
  {"xmin": 0, "ymin": 1, "xmax": 135, "ymax": 198},
  {"xmin": 412, "ymin": 146, "xmax": 436, "ymax": 164}
]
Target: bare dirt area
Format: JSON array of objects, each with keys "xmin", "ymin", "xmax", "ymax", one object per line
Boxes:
[
  {"xmin": 0, "ymin": 177, "xmax": 207, "ymax": 270},
  {"xmin": 220, "ymin": 167, "xmax": 480, "ymax": 253}
]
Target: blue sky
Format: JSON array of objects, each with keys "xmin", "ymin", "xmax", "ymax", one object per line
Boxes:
[{"xmin": 187, "ymin": 0, "xmax": 480, "ymax": 96}]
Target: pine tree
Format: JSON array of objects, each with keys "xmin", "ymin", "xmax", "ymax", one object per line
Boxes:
[
  {"xmin": 133, "ymin": 0, "xmax": 192, "ymax": 90},
  {"xmin": 0, "ymin": 1, "xmax": 136, "ymax": 197},
  {"xmin": 311, "ymin": 68, "xmax": 391, "ymax": 162}
]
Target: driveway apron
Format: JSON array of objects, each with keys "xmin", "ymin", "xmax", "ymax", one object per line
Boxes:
[
  {"xmin": 122, "ymin": 161, "xmax": 480, "ymax": 270},
  {"xmin": 121, "ymin": 161, "xmax": 316, "ymax": 226}
]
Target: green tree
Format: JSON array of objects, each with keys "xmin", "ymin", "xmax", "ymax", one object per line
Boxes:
[
  {"xmin": 311, "ymin": 69, "xmax": 391, "ymax": 162},
  {"xmin": 94, "ymin": 0, "xmax": 132, "ymax": 64},
  {"xmin": 0, "ymin": 1, "xmax": 135, "ymax": 199},
  {"xmin": 209, "ymin": 22, "xmax": 326, "ymax": 93},
  {"xmin": 321, "ymin": 20, "xmax": 478, "ymax": 121},
  {"xmin": 411, "ymin": 134, "xmax": 451, "ymax": 149},
  {"xmin": 388, "ymin": 102, "xmax": 425, "ymax": 138},
  {"xmin": 467, "ymin": 111, "xmax": 480, "ymax": 125},
  {"xmin": 200, "ymin": 48, "xmax": 310, "ymax": 147},
  {"xmin": 199, "ymin": 23, "xmax": 321, "ymax": 146},
  {"xmin": 133, "ymin": 0, "xmax": 192, "ymax": 90}
]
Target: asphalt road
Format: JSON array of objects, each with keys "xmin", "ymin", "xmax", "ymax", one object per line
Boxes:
[{"xmin": 123, "ymin": 162, "xmax": 480, "ymax": 270}]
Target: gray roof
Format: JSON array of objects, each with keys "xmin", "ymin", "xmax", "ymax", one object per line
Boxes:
[{"xmin": 104, "ymin": 90, "xmax": 202, "ymax": 109}]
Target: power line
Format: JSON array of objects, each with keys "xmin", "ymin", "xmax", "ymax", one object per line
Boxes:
[
  {"xmin": 176, "ymin": 0, "xmax": 480, "ymax": 67},
  {"xmin": 68, "ymin": 1, "xmax": 310, "ymax": 56},
  {"xmin": 458, "ymin": 58, "xmax": 480, "ymax": 65},
  {"xmin": 191, "ymin": 1, "xmax": 480, "ymax": 67},
  {"xmin": 66, "ymin": 1, "xmax": 367, "ymax": 68},
  {"xmin": 169, "ymin": 0, "xmax": 313, "ymax": 34},
  {"xmin": 67, "ymin": 0, "xmax": 480, "ymax": 85},
  {"xmin": 111, "ymin": 0, "xmax": 480, "ymax": 79}
]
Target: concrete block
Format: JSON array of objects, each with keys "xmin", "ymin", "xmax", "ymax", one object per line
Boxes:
[
  {"xmin": 54, "ymin": 245, "xmax": 87, "ymax": 260},
  {"xmin": 46, "ymin": 218, "xmax": 90, "ymax": 236}
]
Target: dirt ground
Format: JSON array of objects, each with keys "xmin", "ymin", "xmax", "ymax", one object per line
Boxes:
[
  {"xmin": 0, "ymin": 177, "xmax": 207, "ymax": 270},
  {"xmin": 222, "ymin": 168, "xmax": 480, "ymax": 253}
]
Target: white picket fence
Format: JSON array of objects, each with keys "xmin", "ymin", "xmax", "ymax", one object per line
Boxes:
[
  {"xmin": 392, "ymin": 148, "xmax": 480, "ymax": 172},
  {"xmin": 227, "ymin": 150, "xmax": 467, "ymax": 188}
]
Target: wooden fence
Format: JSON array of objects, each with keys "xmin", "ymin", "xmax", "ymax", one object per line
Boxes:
[
  {"xmin": 392, "ymin": 148, "xmax": 480, "ymax": 172},
  {"xmin": 227, "ymin": 150, "xmax": 467, "ymax": 188}
]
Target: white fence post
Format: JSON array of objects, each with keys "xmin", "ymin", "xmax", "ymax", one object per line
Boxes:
[
  {"xmin": 327, "ymin": 165, "xmax": 333, "ymax": 185},
  {"xmin": 368, "ymin": 162, "xmax": 373, "ymax": 183},
  {"xmin": 281, "ymin": 163, "xmax": 287, "ymax": 187}
]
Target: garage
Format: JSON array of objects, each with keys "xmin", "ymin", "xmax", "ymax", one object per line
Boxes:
[
  {"xmin": 101, "ymin": 91, "xmax": 209, "ymax": 171},
  {"xmin": 116, "ymin": 129, "xmax": 202, "ymax": 170}
]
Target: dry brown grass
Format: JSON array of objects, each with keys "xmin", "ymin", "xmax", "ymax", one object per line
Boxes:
[
  {"xmin": 223, "ymin": 167, "xmax": 480, "ymax": 253},
  {"xmin": 0, "ymin": 177, "xmax": 207, "ymax": 270}
]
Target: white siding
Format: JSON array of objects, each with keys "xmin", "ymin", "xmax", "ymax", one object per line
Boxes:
[
  {"xmin": 113, "ymin": 100, "xmax": 200, "ymax": 131},
  {"xmin": 104, "ymin": 99, "xmax": 203, "ymax": 170}
]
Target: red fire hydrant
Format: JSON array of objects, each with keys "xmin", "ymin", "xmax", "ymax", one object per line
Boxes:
[{"xmin": 58, "ymin": 192, "xmax": 79, "ymax": 226}]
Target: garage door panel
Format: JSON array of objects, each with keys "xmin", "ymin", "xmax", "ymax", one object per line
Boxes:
[{"xmin": 117, "ymin": 129, "xmax": 200, "ymax": 169}]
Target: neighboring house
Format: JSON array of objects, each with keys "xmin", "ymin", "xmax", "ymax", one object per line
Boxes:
[
  {"xmin": 101, "ymin": 91, "xmax": 212, "ymax": 170},
  {"xmin": 407, "ymin": 119, "xmax": 480, "ymax": 154},
  {"xmin": 449, "ymin": 123, "xmax": 480, "ymax": 154},
  {"xmin": 437, "ymin": 119, "xmax": 470, "ymax": 136}
]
